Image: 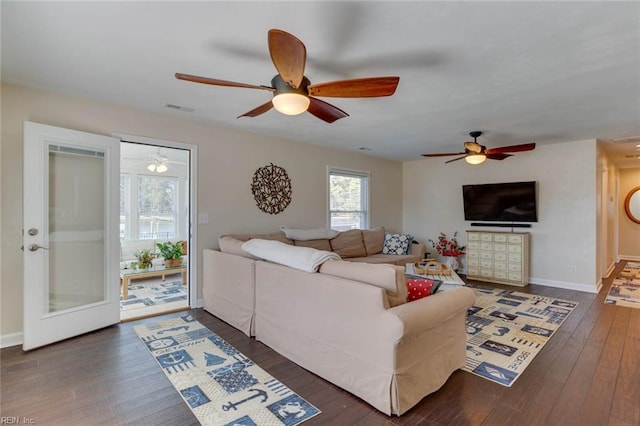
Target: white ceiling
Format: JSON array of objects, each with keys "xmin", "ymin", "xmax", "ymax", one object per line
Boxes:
[{"xmin": 2, "ymin": 1, "xmax": 639, "ymax": 166}]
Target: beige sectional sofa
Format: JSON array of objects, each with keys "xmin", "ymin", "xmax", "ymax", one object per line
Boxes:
[{"xmin": 202, "ymin": 229, "xmax": 475, "ymax": 415}]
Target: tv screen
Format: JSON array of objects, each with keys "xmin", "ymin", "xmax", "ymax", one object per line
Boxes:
[{"xmin": 462, "ymin": 181, "xmax": 537, "ymax": 222}]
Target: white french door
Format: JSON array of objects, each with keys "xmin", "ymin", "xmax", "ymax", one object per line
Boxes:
[{"xmin": 23, "ymin": 122, "xmax": 120, "ymax": 350}]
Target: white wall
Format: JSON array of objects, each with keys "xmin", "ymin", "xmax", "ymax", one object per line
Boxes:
[
  {"xmin": 618, "ymin": 168, "xmax": 640, "ymax": 260},
  {"xmin": 403, "ymin": 139, "xmax": 599, "ymax": 293},
  {"xmin": 1, "ymin": 83, "xmax": 403, "ymax": 338}
]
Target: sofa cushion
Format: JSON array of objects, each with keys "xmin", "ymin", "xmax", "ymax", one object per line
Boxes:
[
  {"xmin": 219, "ymin": 235, "xmax": 260, "ymax": 259},
  {"xmin": 294, "ymin": 239, "xmax": 332, "ymax": 251},
  {"xmin": 330, "ymin": 229, "xmax": 367, "ymax": 258},
  {"xmin": 319, "ymin": 260, "xmax": 407, "ymax": 306},
  {"xmin": 226, "ymin": 232, "xmax": 294, "ymax": 245},
  {"xmin": 350, "ymin": 253, "xmax": 421, "ymax": 266},
  {"xmin": 383, "ymin": 233, "xmax": 413, "ymax": 255},
  {"xmin": 362, "ymin": 227, "xmax": 385, "ymax": 255},
  {"xmin": 280, "ymin": 226, "xmax": 339, "ymax": 241},
  {"xmin": 242, "ymin": 239, "xmax": 340, "ymax": 273}
]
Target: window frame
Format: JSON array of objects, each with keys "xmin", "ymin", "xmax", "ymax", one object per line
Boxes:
[{"xmin": 327, "ymin": 167, "xmax": 370, "ymax": 231}]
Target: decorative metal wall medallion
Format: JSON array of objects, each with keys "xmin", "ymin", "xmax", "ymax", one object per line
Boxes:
[{"xmin": 250, "ymin": 163, "xmax": 292, "ymax": 214}]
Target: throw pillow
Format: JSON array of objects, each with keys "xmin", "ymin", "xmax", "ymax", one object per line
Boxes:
[
  {"xmin": 362, "ymin": 227, "xmax": 385, "ymax": 255},
  {"xmin": 406, "ymin": 278, "xmax": 441, "ymax": 301},
  {"xmin": 329, "ymin": 229, "xmax": 367, "ymax": 258},
  {"xmin": 383, "ymin": 233, "xmax": 413, "ymax": 255}
]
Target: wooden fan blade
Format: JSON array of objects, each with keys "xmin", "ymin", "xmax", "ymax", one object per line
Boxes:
[
  {"xmin": 422, "ymin": 152, "xmax": 467, "ymax": 157},
  {"xmin": 485, "ymin": 143, "xmax": 536, "ymax": 154},
  {"xmin": 268, "ymin": 29, "xmax": 306, "ymax": 89},
  {"xmin": 307, "ymin": 97, "xmax": 349, "ymax": 123},
  {"xmin": 237, "ymin": 101, "xmax": 273, "ymax": 118},
  {"xmin": 486, "ymin": 153, "xmax": 513, "ymax": 161},
  {"xmin": 308, "ymin": 76, "xmax": 399, "ymax": 98},
  {"xmin": 445, "ymin": 155, "xmax": 467, "ymax": 164},
  {"xmin": 175, "ymin": 73, "xmax": 275, "ymax": 91}
]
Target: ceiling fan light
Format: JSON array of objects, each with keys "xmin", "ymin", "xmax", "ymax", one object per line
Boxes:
[
  {"xmin": 147, "ymin": 163, "xmax": 156, "ymax": 172},
  {"xmin": 272, "ymin": 93, "xmax": 310, "ymax": 115},
  {"xmin": 156, "ymin": 163, "xmax": 168, "ymax": 173},
  {"xmin": 465, "ymin": 154, "xmax": 487, "ymax": 165}
]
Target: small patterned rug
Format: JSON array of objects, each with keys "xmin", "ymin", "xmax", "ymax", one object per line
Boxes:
[
  {"xmin": 134, "ymin": 314, "xmax": 321, "ymax": 426},
  {"xmin": 605, "ymin": 262, "xmax": 640, "ymax": 309},
  {"xmin": 121, "ymin": 280, "xmax": 188, "ymax": 311},
  {"xmin": 464, "ymin": 286, "xmax": 578, "ymax": 387}
]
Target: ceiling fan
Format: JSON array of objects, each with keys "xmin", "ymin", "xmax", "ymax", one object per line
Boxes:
[
  {"xmin": 146, "ymin": 152, "xmax": 170, "ymax": 173},
  {"xmin": 175, "ymin": 29, "xmax": 400, "ymax": 123},
  {"xmin": 124, "ymin": 148, "xmax": 185, "ymax": 173},
  {"xmin": 422, "ymin": 131, "xmax": 536, "ymax": 164}
]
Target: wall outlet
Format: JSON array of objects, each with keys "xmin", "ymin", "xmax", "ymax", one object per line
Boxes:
[
  {"xmin": 570, "ymin": 264, "xmax": 577, "ymax": 273},
  {"xmin": 198, "ymin": 213, "xmax": 209, "ymax": 224}
]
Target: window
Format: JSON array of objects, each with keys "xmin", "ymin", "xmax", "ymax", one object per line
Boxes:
[
  {"xmin": 137, "ymin": 176, "xmax": 178, "ymax": 240},
  {"xmin": 328, "ymin": 168, "xmax": 369, "ymax": 231},
  {"xmin": 119, "ymin": 174, "xmax": 181, "ymax": 241}
]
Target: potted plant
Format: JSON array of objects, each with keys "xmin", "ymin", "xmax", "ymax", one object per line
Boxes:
[
  {"xmin": 134, "ymin": 249, "xmax": 155, "ymax": 269},
  {"xmin": 156, "ymin": 241, "xmax": 185, "ymax": 268}
]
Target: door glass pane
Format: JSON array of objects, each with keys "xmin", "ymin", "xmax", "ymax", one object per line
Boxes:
[{"xmin": 48, "ymin": 145, "xmax": 106, "ymax": 313}]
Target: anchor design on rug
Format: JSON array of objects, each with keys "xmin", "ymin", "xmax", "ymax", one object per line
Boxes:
[
  {"xmin": 222, "ymin": 388, "xmax": 268, "ymax": 411},
  {"xmin": 466, "ymin": 345, "xmax": 482, "ymax": 356}
]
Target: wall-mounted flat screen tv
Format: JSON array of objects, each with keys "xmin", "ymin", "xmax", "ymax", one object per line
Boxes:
[{"xmin": 462, "ymin": 181, "xmax": 538, "ymax": 222}]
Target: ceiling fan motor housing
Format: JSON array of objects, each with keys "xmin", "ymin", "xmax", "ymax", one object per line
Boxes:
[{"xmin": 271, "ymin": 74, "xmax": 310, "ymax": 96}]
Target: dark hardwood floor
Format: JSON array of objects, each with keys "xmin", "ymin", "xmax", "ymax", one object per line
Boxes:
[{"xmin": 2, "ymin": 261, "xmax": 638, "ymax": 425}]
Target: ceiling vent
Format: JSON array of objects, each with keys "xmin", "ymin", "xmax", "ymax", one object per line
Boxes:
[{"xmin": 166, "ymin": 104, "xmax": 194, "ymax": 112}]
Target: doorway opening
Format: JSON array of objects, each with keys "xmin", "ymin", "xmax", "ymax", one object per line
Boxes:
[{"xmin": 119, "ymin": 141, "xmax": 192, "ymax": 321}]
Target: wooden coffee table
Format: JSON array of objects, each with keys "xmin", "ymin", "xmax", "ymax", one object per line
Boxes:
[{"xmin": 120, "ymin": 265, "xmax": 187, "ymax": 300}]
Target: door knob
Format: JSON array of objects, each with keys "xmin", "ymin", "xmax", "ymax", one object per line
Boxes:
[{"xmin": 28, "ymin": 244, "xmax": 48, "ymax": 252}]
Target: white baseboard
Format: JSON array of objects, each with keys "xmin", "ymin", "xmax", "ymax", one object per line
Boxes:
[
  {"xmin": 1, "ymin": 332, "xmax": 23, "ymax": 349},
  {"xmin": 529, "ymin": 277, "xmax": 599, "ymax": 294}
]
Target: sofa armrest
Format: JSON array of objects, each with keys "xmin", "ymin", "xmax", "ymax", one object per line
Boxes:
[
  {"xmin": 319, "ymin": 260, "xmax": 407, "ymax": 306},
  {"xmin": 389, "ymin": 287, "xmax": 475, "ymax": 337}
]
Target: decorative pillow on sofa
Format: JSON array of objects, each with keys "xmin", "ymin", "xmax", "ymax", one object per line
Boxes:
[
  {"xmin": 383, "ymin": 233, "xmax": 413, "ymax": 255},
  {"xmin": 329, "ymin": 229, "xmax": 367, "ymax": 258},
  {"xmin": 362, "ymin": 227, "xmax": 385, "ymax": 255},
  {"xmin": 406, "ymin": 278, "xmax": 441, "ymax": 301}
]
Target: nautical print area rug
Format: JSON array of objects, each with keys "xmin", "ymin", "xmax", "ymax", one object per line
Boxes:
[
  {"xmin": 133, "ymin": 315, "xmax": 321, "ymax": 426},
  {"xmin": 121, "ymin": 280, "xmax": 187, "ymax": 311},
  {"xmin": 605, "ymin": 262, "xmax": 640, "ymax": 309},
  {"xmin": 464, "ymin": 286, "xmax": 578, "ymax": 387}
]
